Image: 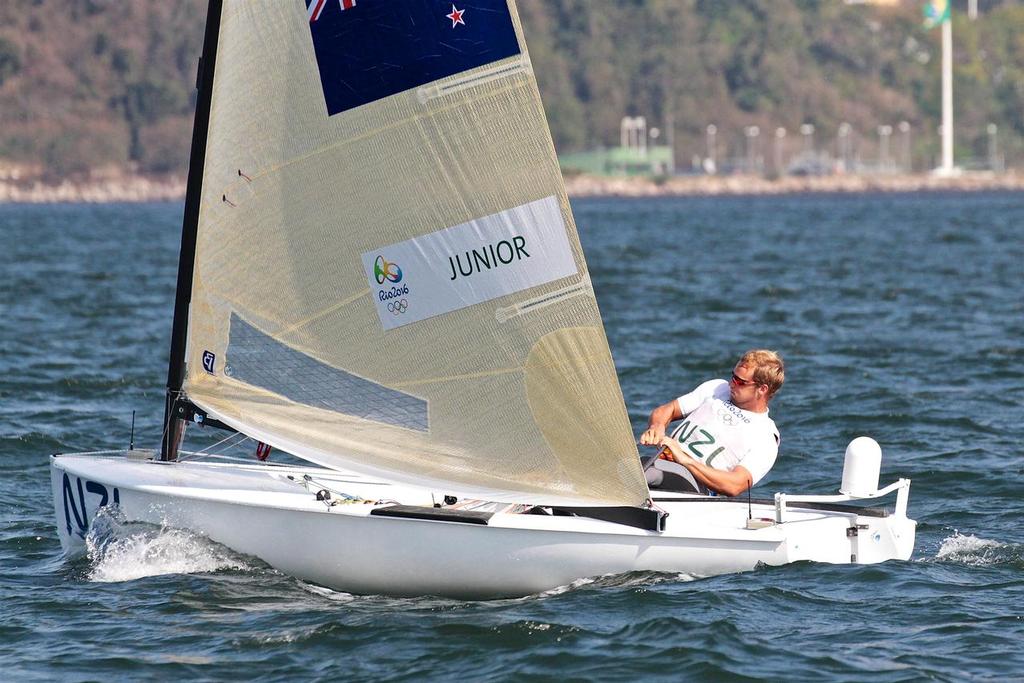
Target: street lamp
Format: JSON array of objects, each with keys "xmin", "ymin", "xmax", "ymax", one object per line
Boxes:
[
  {"xmin": 800, "ymin": 123, "xmax": 815, "ymax": 157},
  {"xmin": 774, "ymin": 127, "xmax": 786, "ymax": 175},
  {"xmin": 898, "ymin": 121, "xmax": 911, "ymax": 172},
  {"xmin": 987, "ymin": 123, "xmax": 1000, "ymax": 172},
  {"xmin": 706, "ymin": 124, "xmax": 717, "ymax": 174},
  {"xmin": 837, "ymin": 122, "xmax": 852, "ymax": 173},
  {"xmin": 878, "ymin": 125, "xmax": 893, "ymax": 171},
  {"xmin": 744, "ymin": 125, "xmax": 760, "ymax": 173}
]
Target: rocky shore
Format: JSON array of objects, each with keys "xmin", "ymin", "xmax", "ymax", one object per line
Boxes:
[
  {"xmin": 1, "ymin": 170, "xmax": 1021, "ymax": 204},
  {"xmin": 0, "ymin": 175, "xmax": 186, "ymax": 203},
  {"xmin": 563, "ymin": 170, "xmax": 1024, "ymax": 197}
]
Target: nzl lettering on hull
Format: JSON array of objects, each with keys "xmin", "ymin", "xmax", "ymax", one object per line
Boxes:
[
  {"xmin": 61, "ymin": 472, "xmax": 120, "ymax": 539},
  {"xmin": 305, "ymin": 0, "xmax": 521, "ymax": 116}
]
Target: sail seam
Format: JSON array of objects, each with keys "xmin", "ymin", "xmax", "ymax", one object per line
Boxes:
[
  {"xmin": 391, "ymin": 366, "xmax": 521, "ymax": 389},
  {"xmin": 274, "ymin": 288, "xmax": 371, "ymax": 338},
  {"xmin": 417, "ymin": 57, "xmax": 530, "ymax": 104},
  {"xmin": 496, "ymin": 275, "xmax": 593, "ymax": 323}
]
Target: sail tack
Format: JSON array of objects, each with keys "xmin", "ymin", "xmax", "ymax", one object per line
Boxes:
[{"xmin": 181, "ymin": 0, "xmax": 648, "ymax": 507}]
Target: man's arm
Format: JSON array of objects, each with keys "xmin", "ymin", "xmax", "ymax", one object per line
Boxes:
[
  {"xmin": 658, "ymin": 437, "xmax": 754, "ymax": 496},
  {"xmin": 639, "ymin": 400, "xmax": 683, "ymax": 446}
]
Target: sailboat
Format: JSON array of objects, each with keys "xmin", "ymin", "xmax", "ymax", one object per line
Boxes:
[{"xmin": 51, "ymin": 0, "xmax": 915, "ymax": 599}]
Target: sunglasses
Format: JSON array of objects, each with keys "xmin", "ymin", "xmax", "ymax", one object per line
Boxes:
[{"xmin": 731, "ymin": 372, "xmax": 761, "ymax": 387}]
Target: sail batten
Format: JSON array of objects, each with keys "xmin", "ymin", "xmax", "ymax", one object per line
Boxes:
[{"xmin": 181, "ymin": 0, "xmax": 649, "ymax": 506}]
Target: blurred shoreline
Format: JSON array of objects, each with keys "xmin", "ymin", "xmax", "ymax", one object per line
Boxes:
[
  {"xmin": 563, "ymin": 170, "xmax": 1024, "ymax": 197},
  {"xmin": 2, "ymin": 170, "xmax": 1022, "ymax": 204}
]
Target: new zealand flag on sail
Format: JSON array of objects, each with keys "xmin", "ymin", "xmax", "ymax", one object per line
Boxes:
[{"xmin": 305, "ymin": 0, "xmax": 521, "ymax": 116}]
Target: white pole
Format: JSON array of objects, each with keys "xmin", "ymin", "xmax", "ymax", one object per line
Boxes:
[
  {"xmin": 706, "ymin": 124, "xmax": 717, "ymax": 174},
  {"xmin": 774, "ymin": 127, "xmax": 786, "ymax": 175},
  {"xmin": 878, "ymin": 125, "xmax": 892, "ymax": 171},
  {"xmin": 837, "ymin": 122, "xmax": 851, "ymax": 173},
  {"xmin": 941, "ymin": 18, "xmax": 954, "ymax": 174},
  {"xmin": 801, "ymin": 123, "xmax": 815, "ymax": 156},
  {"xmin": 987, "ymin": 123, "xmax": 998, "ymax": 171},
  {"xmin": 744, "ymin": 126, "xmax": 759, "ymax": 173},
  {"xmin": 898, "ymin": 121, "xmax": 911, "ymax": 172}
]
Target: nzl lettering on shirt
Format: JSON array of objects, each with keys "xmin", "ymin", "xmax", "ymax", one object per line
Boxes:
[{"xmin": 672, "ymin": 379, "xmax": 780, "ymax": 485}]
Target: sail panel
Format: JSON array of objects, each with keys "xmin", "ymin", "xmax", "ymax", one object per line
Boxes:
[
  {"xmin": 182, "ymin": 0, "xmax": 649, "ymax": 507},
  {"xmin": 225, "ymin": 314, "xmax": 429, "ymax": 432}
]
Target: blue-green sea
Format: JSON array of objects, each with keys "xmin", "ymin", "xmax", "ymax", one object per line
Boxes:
[{"xmin": 2, "ymin": 194, "xmax": 1022, "ymax": 681}]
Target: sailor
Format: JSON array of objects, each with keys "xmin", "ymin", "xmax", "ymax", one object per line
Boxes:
[{"xmin": 639, "ymin": 349, "xmax": 784, "ymax": 497}]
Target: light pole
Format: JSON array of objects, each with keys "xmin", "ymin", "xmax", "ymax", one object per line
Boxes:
[
  {"xmin": 650, "ymin": 127, "xmax": 662, "ymax": 174},
  {"xmin": 800, "ymin": 123, "xmax": 815, "ymax": 157},
  {"xmin": 837, "ymin": 122, "xmax": 852, "ymax": 173},
  {"xmin": 744, "ymin": 125, "xmax": 760, "ymax": 173},
  {"xmin": 941, "ymin": 16, "xmax": 954, "ymax": 173},
  {"xmin": 987, "ymin": 123, "xmax": 1000, "ymax": 172},
  {"xmin": 706, "ymin": 124, "xmax": 717, "ymax": 174},
  {"xmin": 898, "ymin": 121, "xmax": 911, "ymax": 172},
  {"xmin": 878, "ymin": 125, "xmax": 893, "ymax": 171},
  {"xmin": 774, "ymin": 127, "xmax": 786, "ymax": 175}
]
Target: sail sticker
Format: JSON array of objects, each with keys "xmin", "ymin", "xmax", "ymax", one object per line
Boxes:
[
  {"xmin": 202, "ymin": 350, "xmax": 216, "ymax": 374},
  {"xmin": 304, "ymin": 0, "xmax": 520, "ymax": 116},
  {"xmin": 362, "ymin": 196, "xmax": 579, "ymax": 331},
  {"xmin": 225, "ymin": 314, "xmax": 428, "ymax": 431}
]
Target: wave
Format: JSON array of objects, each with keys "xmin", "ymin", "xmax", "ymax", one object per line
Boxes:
[
  {"xmin": 933, "ymin": 531, "xmax": 1021, "ymax": 566},
  {"xmin": 84, "ymin": 508, "xmax": 250, "ymax": 583}
]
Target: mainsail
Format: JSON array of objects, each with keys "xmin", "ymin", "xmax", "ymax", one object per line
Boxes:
[{"xmin": 172, "ymin": 0, "xmax": 648, "ymax": 507}]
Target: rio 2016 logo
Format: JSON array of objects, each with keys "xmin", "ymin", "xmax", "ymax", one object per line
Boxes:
[{"xmin": 374, "ymin": 255, "xmax": 403, "ymax": 285}]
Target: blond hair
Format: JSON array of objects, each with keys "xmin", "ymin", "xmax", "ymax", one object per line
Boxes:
[{"xmin": 739, "ymin": 349, "xmax": 785, "ymax": 398}]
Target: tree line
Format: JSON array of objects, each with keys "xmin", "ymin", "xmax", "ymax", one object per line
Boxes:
[{"xmin": 1, "ymin": 0, "xmax": 1021, "ymax": 179}]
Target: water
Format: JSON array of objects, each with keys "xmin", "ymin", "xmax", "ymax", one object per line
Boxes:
[{"xmin": 2, "ymin": 195, "xmax": 1022, "ymax": 680}]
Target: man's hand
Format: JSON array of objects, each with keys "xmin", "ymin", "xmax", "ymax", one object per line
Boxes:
[
  {"xmin": 656, "ymin": 436, "xmax": 692, "ymax": 464},
  {"xmin": 640, "ymin": 400, "xmax": 683, "ymax": 446},
  {"xmin": 639, "ymin": 427, "xmax": 665, "ymax": 446}
]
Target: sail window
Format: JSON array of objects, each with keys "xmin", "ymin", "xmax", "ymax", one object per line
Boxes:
[{"xmin": 225, "ymin": 314, "xmax": 428, "ymax": 432}]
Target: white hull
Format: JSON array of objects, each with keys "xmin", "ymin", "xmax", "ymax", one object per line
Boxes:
[{"xmin": 52, "ymin": 452, "xmax": 916, "ymax": 599}]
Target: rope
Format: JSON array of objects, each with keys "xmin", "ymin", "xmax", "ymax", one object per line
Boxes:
[{"xmin": 181, "ymin": 430, "xmax": 250, "ymax": 459}]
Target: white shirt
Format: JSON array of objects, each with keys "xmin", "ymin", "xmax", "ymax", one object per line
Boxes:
[{"xmin": 672, "ymin": 379, "xmax": 780, "ymax": 486}]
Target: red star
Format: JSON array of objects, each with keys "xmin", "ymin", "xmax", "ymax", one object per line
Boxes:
[{"xmin": 446, "ymin": 4, "xmax": 466, "ymax": 28}]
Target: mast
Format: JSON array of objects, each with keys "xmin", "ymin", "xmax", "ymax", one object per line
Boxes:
[{"xmin": 160, "ymin": 0, "xmax": 224, "ymax": 461}]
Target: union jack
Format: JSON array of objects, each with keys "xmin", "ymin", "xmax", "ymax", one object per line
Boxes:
[
  {"xmin": 307, "ymin": 0, "xmax": 327, "ymax": 22},
  {"xmin": 308, "ymin": 0, "xmax": 356, "ymax": 23}
]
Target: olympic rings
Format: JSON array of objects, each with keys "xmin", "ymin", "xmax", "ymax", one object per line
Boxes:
[
  {"xmin": 387, "ymin": 299, "xmax": 409, "ymax": 315},
  {"xmin": 716, "ymin": 407, "xmax": 736, "ymax": 425}
]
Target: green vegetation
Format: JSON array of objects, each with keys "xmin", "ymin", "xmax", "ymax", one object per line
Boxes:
[
  {"xmin": 0, "ymin": 1, "xmax": 202, "ymax": 179},
  {"xmin": 522, "ymin": 0, "xmax": 1024, "ymax": 171},
  {"xmin": 0, "ymin": 0, "xmax": 1021, "ymax": 179}
]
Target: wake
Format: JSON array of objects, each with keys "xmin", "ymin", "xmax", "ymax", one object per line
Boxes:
[
  {"xmin": 934, "ymin": 531, "xmax": 1021, "ymax": 566},
  {"xmin": 84, "ymin": 507, "xmax": 250, "ymax": 582}
]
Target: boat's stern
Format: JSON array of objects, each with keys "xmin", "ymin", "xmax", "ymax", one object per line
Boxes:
[
  {"xmin": 773, "ymin": 476, "xmax": 916, "ymax": 566},
  {"xmin": 851, "ymin": 510, "xmax": 916, "ymax": 564}
]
